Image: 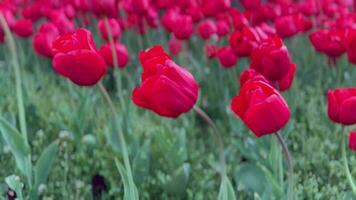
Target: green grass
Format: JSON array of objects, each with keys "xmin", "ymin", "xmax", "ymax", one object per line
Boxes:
[{"xmin": 0, "ymin": 30, "xmax": 356, "ymax": 200}]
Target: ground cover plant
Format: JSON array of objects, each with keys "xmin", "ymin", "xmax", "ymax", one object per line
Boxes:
[{"xmin": 0, "ymin": 0, "xmax": 356, "ymax": 200}]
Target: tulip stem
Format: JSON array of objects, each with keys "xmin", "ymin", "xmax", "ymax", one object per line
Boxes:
[
  {"xmin": 97, "ymin": 82, "xmax": 134, "ymax": 182},
  {"xmin": 0, "ymin": 14, "xmax": 33, "ymax": 189},
  {"xmin": 193, "ymin": 106, "xmax": 226, "ymax": 177},
  {"xmin": 0, "ymin": 15, "xmax": 28, "ymax": 142},
  {"xmin": 103, "ymin": 17, "xmax": 123, "ymax": 94},
  {"xmin": 341, "ymin": 129, "xmax": 356, "ymax": 195},
  {"xmin": 275, "ymin": 132, "xmax": 294, "ymax": 200}
]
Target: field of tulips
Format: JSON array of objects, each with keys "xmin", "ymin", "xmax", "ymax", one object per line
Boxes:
[{"xmin": 1, "ymin": 0, "xmax": 356, "ymax": 199}]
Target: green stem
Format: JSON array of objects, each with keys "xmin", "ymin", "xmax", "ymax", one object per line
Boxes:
[
  {"xmin": 275, "ymin": 132, "xmax": 294, "ymax": 200},
  {"xmin": 0, "ymin": 14, "xmax": 33, "ymax": 189},
  {"xmin": 97, "ymin": 82, "xmax": 134, "ymax": 180},
  {"xmin": 341, "ymin": 128, "xmax": 356, "ymax": 195},
  {"xmin": 193, "ymin": 106, "xmax": 226, "ymax": 177},
  {"xmin": 0, "ymin": 15, "xmax": 28, "ymax": 142}
]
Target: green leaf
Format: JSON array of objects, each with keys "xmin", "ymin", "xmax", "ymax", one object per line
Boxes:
[
  {"xmin": 342, "ymin": 192, "xmax": 356, "ymax": 200},
  {"xmin": 5, "ymin": 175, "xmax": 24, "ymax": 200},
  {"xmin": 115, "ymin": 158, "xmax": 139, "ymax": 200},
  {"xmin": 218, "ymin": 176, "xmax": 236, "ymax": 200},
  {"xmin": 162, "ymin": 163, "xmax": 190, "ymax": 196},
  {"xmin": 34, "ymin": 142, "xmax": 58, "ymax": 187},
  {"xmin": 234, "ymin": 163, "xmax": 268, "ymax": 195},
  {"xmin": 133, "ymin": 140, "xmax": 151, "ymax": 185},
  {"xmin": 0, "ymin": 117, "xmax": 30, "ymax": 175}
]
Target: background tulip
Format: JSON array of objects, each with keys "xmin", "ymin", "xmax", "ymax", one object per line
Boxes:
[
  {"xmin": 250, "ymin": 36, "xmax": 292, "ymax": 81},
  {"xmin": 217, "ymin": 47, "xmax": 238, "ymax": 68},
  {"xmin": 132, "ymin": 45, "xmax": 199, "ymax": 118},
  {"xmin": 328, "ymin": 88, "xmax": 356, "ymax": 125},
  {"xmin": 349, "ymin": 131, "xmax": 356, "ymax": 151},
  {"xmin": 32, "ymin": 22, "xmax": 59, "ymax": 58},
  {"xmin": 51, "ymin": 28, "xmax": 106, "ymax": 86},
  {"xmin": 231, "ymin": 81, "xmax": 290, "ymax": 137},
  {"xmin": 98, "ymin": 18, "xmax": 121, "ymax": 41},
  {"xmin": 99, "ymin": 43, "xmax": 130, "ymax": 68}
]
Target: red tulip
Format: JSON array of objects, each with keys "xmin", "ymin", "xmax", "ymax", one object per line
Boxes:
[
  {"xmin": 51, "ymin": 28, "xmax": 106, "ymax": 86},
  {"xmin": 12, "ymin": 19, "xmax": 33, "ymax": 38},
  {"xmin": 98, "ymin": 18, "xmax": 121, "ymax": 41},
  {"xmin": 216, "ymin": 20, "xmax": 230, "ymax": 37},
  {"xmin": 132, "ymin": 45, "xmax": 199, "ymax": 118},
  {"xmin": 161, "ymin": 9, "xmax": 179, "ymax": 33},
  {"xmin": 92, "ymin": 0, "xmax": 118, "ymax": 17},
  {"xmin": 275, "ymin": 15, "xmax": 299, "ymax": 38},
  {"xmin": 344, "ymin": 29, "xmax": 356, "ymax": 64},
  {"xmin": 198, "ymin": 19, "xmax": 217, "ymax": 40},
  {"xmin": 328, "ymin": 88, "xmax": 356, "ymax": 125},
  {"xmin": 32, "ymin": 22, "xmax": 59, "ymax": 58},
  {"xmin": 204, "ymin": 44, "xmax": 218, "ymax": 59},
  {"xmin": 99, "ymin": 43, "xmax": 130, "ymax": 68},
  {"xmin": 168, "ymin": 37, "xmax": 182, "ymax": 56},
  {"xmin": 231, "ymin": 80, "xmax": 290, "ymax": 137},
  {"xmin": 349, "ymin": 131, "xmax": 356, "ymax": 151},
  {"xmin": 250, "ymin": 36, "xmax": 292, "ymax": 81},
  {"xmin": 309, "ymin": 29, "xmax": 346, "ymax": 58},
  {"xmin": 278, "ymin": 63, "xmax": 296, "ymax": 92},
  {"xmin": 50, "ymin": 13, "xmax": 75, "ymax": 34},
  {"xmin": 229, "ymin": 26, "xmax": 260, "ymax": 57},
  {"xmin": 172, "ymin": 14, "xmax": 193, "ymax": 40},
  {"xmin": 241, "ymin": 0, "xmax": 261, "ymax": 10},
  {"xmin": 239, "ymin": 68, "xmax": 271, "ymax": 87},
  {"xmin": 217, "ymin": 47, "xmax": 238, "ymax": 68}
]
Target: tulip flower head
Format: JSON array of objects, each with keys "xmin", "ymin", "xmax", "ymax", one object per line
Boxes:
[
  {"xmin": 132, "ymin": 45, "xmax": 199, "ymax": 118},
  {"xmin": 250, "ymin": 36, "xmax": 293, "ymax": 81},
  {"xmin": 99, "ymin": 43, "xmax": 130, "ymax": 68},
  {"xmin": 328, "ymin": 88, "xmax": 356, "ymax": 125},
  {"xmin": 51, "ymin": 28, "xmax": 106, "ymax": 86},
  {"xmin": 349, "ymin": 131, "xmax": 356, "ymax": 151},
  {"xmin": 231, "ymin": 81, "xmax": 290, "ymax": 137}
]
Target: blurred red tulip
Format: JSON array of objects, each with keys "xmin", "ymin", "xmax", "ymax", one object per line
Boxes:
[
  {"xmin": 204, "ymin": 44, "xmax": 218, "ymax": 59},
  {"xmin": 229, "ymin": 26, "xmax": 260, "ymax": 57},
  {"xmin": 51, "ymin": 28, "xmax": 106, "ymax": 86},
  {"xmin": 344, "ymin": 29, "xmax": 356, "ymax": 64},
  {"xmin": 349, "ymin": 131, "xmax": 356, "ymax": 151},
  {"xmin": 239, "ymin": 68, "xmax": 271, "ymax": 87},
  {"xmin": 172, "ymin": 14, "xmax": 193, "ymax": 40},
  {"xmin": 278, "ymin": 63, "xmax": 296, "ymax": 91},
  {"xmin": 217, "ymin": 47, "xmax": 238, "ymax": 68},
  {"xmin": 98, "ymin": 18, "xmax": 121, "ymax": 41},
  {"xmin": 310, "ymin": 29, "xmax": 346, "ymax": 58},
  {"xmin": 231, "ymin": 80, "xmax": 290, "ymax": 137},
  {"xmin": 132, "ymin": 45, "xmax": 199, "ymax": 118},
  {"xmin": 168, "ymin": 37, "xmax": 182, "ymax": 56},
  {"xmin": 198, "ymin": 19, "xmax": 217, "ymax": 40},
  {"xmin": 99, "ymin": 43, "xmax": 130, "ymax": 68},
  {"xmin": 328, "ymin": 88, "xmax": 356, "ymax": 125},
  {"xmin": 32, "ymin": 22, "xmax": 59, "ymax": 58},
  {"xmin": 216, "ymin": 20, "xmax": 230, "ymax": 37},
  {"xmin": 12, "ymin": 19, "xmax": 33, "ymax": 38},
  {"xmin": 251, "ymin": 36, "xmax": 292, "ymax": 81},
  {"xmin": 241, "ymin": 0, "xmax": 261, "ymax": 10},
  {"xmin": 275, "ymin": 15, "xmax": 299, "ymax": 38}
]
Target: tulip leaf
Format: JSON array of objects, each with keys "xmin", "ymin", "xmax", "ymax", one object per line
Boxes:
[
  {"xmin": 34, "ymin": 142, "xmax": 58, "ymax": 187},
  {"xmin": 115, "ymin": 158, "xmax": 139, "ymax": 200},
  {"xmin": 342, "ymin": 192, "xmax": 356, "ymax": 200},
  {"xmin": 235, "ymin": 163, "xmax": 268, "ymax": 195},
  {"xmin": 162, "ymin": 163, "xmax": 190, "ymax": 196},
  {"xmin": 0, "ymin": 117, "xmax": 30, "ymax": 175},
  {"xmin": 133, "ymin": 140, "xmax": 151, "ymax": 185},
  {"xmin": 218, "ymin": 176, "xmax": 236, "ymax": 200},
  {"xmin": 5, "ymin": 175, "xmax": 24, "ymax": 200}
]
